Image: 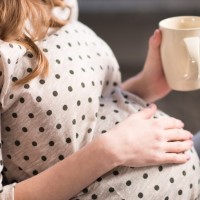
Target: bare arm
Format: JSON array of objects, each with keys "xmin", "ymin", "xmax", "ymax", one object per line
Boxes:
[{"xmin": 14, "ymin": 136, "xmax": 118, "ymax": 200}]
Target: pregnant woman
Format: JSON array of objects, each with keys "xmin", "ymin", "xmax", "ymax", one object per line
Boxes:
[{"xmin": 0, "ymin": 0, "xmax": 199, "ymax": 199}]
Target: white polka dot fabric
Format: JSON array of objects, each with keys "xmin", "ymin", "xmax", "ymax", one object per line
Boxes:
[{"xmin": 0, "ymin": 0, "xmax": 200, "ymax": 199}]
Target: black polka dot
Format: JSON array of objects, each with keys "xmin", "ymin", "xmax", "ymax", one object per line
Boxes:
[
  {"xmin": 72, "ymin": 119, "xmax": 76, "ymax": 125},
  {"xmin": 182, "ymin": 170, "xmax": 186, "ymax": 176},
  {"xmin": 26, "ymin": 68, "xmax": 33, "ymax": 73},
  {"xmin": 77, "ymin": 100, "xmax": 81, "ymax": 106},
  {"xmin": 58, "ymin": 155, "xmax": 64, "ymax": 160},
  {"xmin": 113, "ymin": 170, "xmax": 119, "ymax": 176},
  {"xmin": 55, "ymin": 74, "xmax": 60, "ymax": 79},
  {"xmin": 66, "ymin": 138, "xmax": 71, "ymax": 143},
  {"xmin": 87, "ymin": 128, "xmax": 92, "ymax": 133},
  {"xmin": 43, "ymin": 48, "xmax": 48, "ymax": 53},
  {"xmin": 32, "ymin": 141, "xmax": 37, "ymax": 146},
  {"xmin": 49, "ymin": 141, "xmax": 55, "ymax": 146},
  {"xmin": 63, "ymin": 105, "xmax": 68, "ymax": 111},
  {"xmin": 28, "ymin": 113, "xmax": 34, "ymax": 118},
  {"xmin": 126, "ymin": 180, "xmax": 132, "ymax": 186},
  {"xmin": 56, "ymin": 45, "xmax": 61, "ymax": 49},
  {"xmin": 158, "ymin": 166, "xmax": 163, "ymax": 171},
  {"xmin": 143, "ymin": 173, "xmax": 148, "ymax": 179},
  {"xmin": 88, "ymin": 97, "xmax": 92, "ymax": 103},
  {"xmin": 39, "ymin": 127, "xmax": 45, "ymax": 132},
  {"xmin": 82, "ymin": 188, "xmax": 88, "ymax": 194},
  {"xmin": 12, "ymin": 77, "xmax": 18, "ymax": 82},
  {"xmin": 170, "ymin": 177, "xmax": 174, "ymax": 183},
  {"xmin": 96, "ymin": 177, "xmax": 102, "ymax": 182},
  {"xmin": 53, "ymin": 91, "xmax": 58, "ymax": 96},
  {"xmin": 81, "ymin": 82, "xmax": 85, "ymax": 88},
  {"xmin": 24, "ymin": 84, "xmax": 30, "ymax": 89},
  {"xmin": 69, "ymin": 70, "xmax": 74, "ymax": 74},
  {"xmin": 91, "ymin": 194, "xmax": 97, "ymax": 199},
  {"xmin": 56, "ymin": 124, "xmax": 62, "ymax": 129},
  {"xmin": 68, "ymin": 86, "xmax": 73, "ymax": 92},
  {"xmin": 9, "ymin": 94, "xmax": 14, "ymax": 99},
  {"xmin": 46, "ymin": 110, "xmax": 52, "ymax": 116},
  {"xmin": 138, "ymin": 193, "xmax": 143, "ymax": 198},
  {"xmin": 39, "ymin": 79, "xmax": 45, "ymax": 84},
  {"xmin": 109, "ymin": 187, "xmax": 115, "ymax": 193},
  {"xmin": 7, "ymin": 154, "xmax": 12, "ymax": 159},
  {"xmin": 56, "ymin": 59, "xmax": 61, "ymax": 64},
  {"xmin": 15, "ymin": 140, "xmax": 20, "ymax": 146},
  {"xmin": 33, "ymin": 170, "xmax": 38, "ymax": 175},
  {"xmin": 36, "ymin": 96, "xmax": 42, "ymax": 102},
  {"xmin": 27, "ymin": 53, "xmax": 33, "ymax": 58},
  {"xmin": 178, "ymin": 190, "xmax": 183, "ymax": 195},
  {"xmin": 9, "ymin": 43, "xmax": 13, "ymax": 48},
  {"xmin": 41, "ymin": 156, "xmax": 47, "ymax": 161},
  {"xmin": 24, "ymin": 155, "xmax": 29, "ymax": 161},
  {"xmin": 154, "ymin": 185, "xmax": 159, "ymax": 191},
  {"xmin": 20, "ymin": 97, "xmax": 25, "ymax": 103},
  {"xmin": 22, "ymin": 127, "xmax": 28, "ymax": 132},
  {"xmin": 5, "ymin": 127, "xmax": 11, "ymax": 132},
  {"xmin": 12, "ymin": 113, "xmax": 18, "ymax": 118}
]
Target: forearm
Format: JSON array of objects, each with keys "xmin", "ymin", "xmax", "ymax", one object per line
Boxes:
[
  {"xmin": 121, "ymin": 72, "xmax": 152, "ymax": 102},
  {"xmin": 121, "ymin": 71, "xmax": 170, "ymax": 103},
  {"xmin": 14, "ymin": 135, "xmax": 117, "ymax": 200}
]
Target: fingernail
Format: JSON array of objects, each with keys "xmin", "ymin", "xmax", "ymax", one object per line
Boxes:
[
  {"xmin": 153, "ymin": 29, "xmax": 158, "ymax": 38},
  {"xmin": 190, "ymin": 134, "xmax": 193, "ymax": 139}
]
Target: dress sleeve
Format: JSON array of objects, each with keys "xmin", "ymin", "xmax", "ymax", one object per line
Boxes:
[{"xmin": 0, "ymin": 41, "xmax": 26, "ymax": 200}]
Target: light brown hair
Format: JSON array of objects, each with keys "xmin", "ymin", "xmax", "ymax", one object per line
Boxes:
[{"xmin": 0, "ymin": 0, "xmax": 70, "ymax": 85}]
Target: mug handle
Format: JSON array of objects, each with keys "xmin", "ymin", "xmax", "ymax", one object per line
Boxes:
[{"xmin": 183, "ymin": 37, "xmax": 200, "ymax": 79}]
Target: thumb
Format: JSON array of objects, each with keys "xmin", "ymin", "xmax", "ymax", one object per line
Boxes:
[{"xmin": 133, "ymin": 104, "xmax": 157, "ymax": 119}]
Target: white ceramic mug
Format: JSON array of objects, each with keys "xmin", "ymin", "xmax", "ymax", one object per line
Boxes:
[{"xmin": 159, "ymin": 16, "xmax": 200, "ymax": 91}]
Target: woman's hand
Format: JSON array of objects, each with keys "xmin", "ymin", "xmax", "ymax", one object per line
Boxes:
[
  {"xmin": 140, "ymin": 29, "xmax": 171, "ymax": 101},
  {"xmin": 121, "ymin": 29, "xmax": 171, "ymax": 103},
  {"xmin": 104, "ymin": 104, "xmax": 193, "ymax": 167}
]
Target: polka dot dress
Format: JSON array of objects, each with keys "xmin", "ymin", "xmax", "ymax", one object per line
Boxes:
[{"xmin": 0, "ymin": 0, "xmax": 200, "ymax": 199}]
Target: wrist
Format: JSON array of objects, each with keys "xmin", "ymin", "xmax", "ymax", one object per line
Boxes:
[
  {"xmin": 96, "ymin": 133, "xmax": 122, "ymax": 169},
  {"xmin": 122, "ymin": 71, "xmax": 149, "ymax": 100}
]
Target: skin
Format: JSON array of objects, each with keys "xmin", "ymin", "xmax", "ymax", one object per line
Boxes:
[
  {"xmin": 121, "ymin": 29, "xmax": 171, "ymax": 102},
  {"xmin": 14, "ymin": 30, "xmax": 193, "ymax": 200}
]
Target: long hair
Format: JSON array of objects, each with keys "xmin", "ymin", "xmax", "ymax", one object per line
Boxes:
[{"xmin": 0, "ymin": 0, "xmax": 71, "ymax": 85}]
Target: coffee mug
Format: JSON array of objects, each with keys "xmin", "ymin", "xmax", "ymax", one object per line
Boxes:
[{"xmin": 159, "ymin": 16, "xmax": 200, "ymax": 91}]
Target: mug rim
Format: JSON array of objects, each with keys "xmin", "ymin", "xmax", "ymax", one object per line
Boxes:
[{"xmin": 159, "ymin": 16, "xmax": 200, "ymax": 31}]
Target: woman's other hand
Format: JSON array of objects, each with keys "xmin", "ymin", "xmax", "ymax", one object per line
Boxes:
[
  {"xmin": 141, "ymin": 29, "xmax": 171, "ymax": 101},
  {"xmin": 121, "ymin": 29, "xmax": 171, "ymax": 103}
]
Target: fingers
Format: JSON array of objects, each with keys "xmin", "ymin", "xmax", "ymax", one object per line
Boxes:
[
  {"xmin": 131, "ymin": 104, "xmax": 157, "ymax": 119},
  {"xmin": 156, "ymin": 117, "xmax": 184, "ymax": 130},
  {"xmin": 149, "ymin": 29, "xmax": 162, "ymax": 49},
  {"xmin": 164, "ymin": 129, "xmax": 193, "ymax": 141},
  {"xmin": 161, "ymin": 153, "xmax": 191, "ymax": 164},
  {"xmin": 164, "ymin": 140, "xmax": 193, "ymax": 153}
]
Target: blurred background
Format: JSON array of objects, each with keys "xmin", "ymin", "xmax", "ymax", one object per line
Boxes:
[{"xmin": 79, "ymin": 0, "xmax": 200, "ymax": 134}]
